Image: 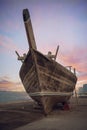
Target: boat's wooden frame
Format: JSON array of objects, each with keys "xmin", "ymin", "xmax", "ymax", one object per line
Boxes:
[{"xmin": 17, "ymin": 9, "xmax": 77, "ymax": 114}]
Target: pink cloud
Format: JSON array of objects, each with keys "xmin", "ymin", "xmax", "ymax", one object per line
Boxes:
[
  {"xmin": 0, "ymin": 35, "xmax": 25, "ymax": 55},
  {"xmin": 0, "ymin": 76, "xmax": 25, "ymax": 92},
  {"xmin": 59, "ymin": 45, "xmax": 87, "ymax": 69},
  {"xmin": 0, "ymin": 18, "xmax": 21, "ymax": 33},
  {"xmin": 6, "ymin": 20, "xmax": 21, "ymax": 31},
  {"xmin": 77, "ymin": 72, "xmax": 87, "ymax": 82},
  {"xmin": 0, "ymin": 35, "xmax": 18, "ymax": 52}
]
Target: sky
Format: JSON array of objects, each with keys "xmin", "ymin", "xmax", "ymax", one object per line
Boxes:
[{"xmin": 0, "ymin": 0, "xmax": 87, "ymax": 91}]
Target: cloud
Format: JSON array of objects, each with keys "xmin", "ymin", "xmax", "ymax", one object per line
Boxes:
[
  {"xmin": 0, "ymin": 35, "xmax": 19, "ymax": 52},
  {"xmin": 0, "ymin": 76, "xmax": 25, "ymax": 91},
  {"xmin": 0, "ymin": 13, "xmax": 22, "ymax": 33},
  {"xmin": 0, "ymin": 35, "xmax": 25, "ymax": 55},
  {"xmin": 5, "ymin": 20, "xmax": 21, "ymax": 31},
  {"xmin": 77, "ymin": 71, "xmax": 87, "ymax": 82},
  {"xmin": 59, "ymin": 45, "xmax": 87, "ymax": 69}
]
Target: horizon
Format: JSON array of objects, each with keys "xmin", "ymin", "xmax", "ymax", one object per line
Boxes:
[{"xmin": 0, "ymin": 0, "xmax": 87, "ymax": 92}]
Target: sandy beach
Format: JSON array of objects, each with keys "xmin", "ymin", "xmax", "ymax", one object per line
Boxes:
[{"xmin": 0, "ymin": 97, "xmax": 87, "ymax": 130}]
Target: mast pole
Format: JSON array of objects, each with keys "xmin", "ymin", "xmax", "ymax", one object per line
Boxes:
[{"xmin": 23, "ymin": 9, "xmax": 37, "ymax": 50}]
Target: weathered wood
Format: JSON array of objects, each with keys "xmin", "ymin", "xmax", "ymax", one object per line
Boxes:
[
  {"xmin": 54, "ymin": 45, "xmax": 59, "ymax": 60},
  {"xmin": 20, "ymin": 49, "xmax": 77, "ymax": 114}
]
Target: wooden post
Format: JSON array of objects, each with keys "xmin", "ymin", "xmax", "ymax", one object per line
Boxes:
[
  {"xmin": 54, "ymin": 45, "xmax": 59, "ymax": 60},
  {"xmin": 74, "ymin": 68, "xmax": 79, "ymax": 106},
  {"xmin": 74, "ymin": 68, "xmax": 76, "ymax": 75},
  {"xmin": 15, "ymin": 51, "xmax": 23, "ymax": 63}
]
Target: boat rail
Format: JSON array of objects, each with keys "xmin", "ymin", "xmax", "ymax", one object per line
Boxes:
[{"xmin": 65, "ymin": 66, "xmax": 76, "ymax": 75}]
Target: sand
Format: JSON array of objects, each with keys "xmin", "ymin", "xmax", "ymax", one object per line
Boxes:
[
  {"xmin": 0, "ymin": 100, "xmax": 44, "ymax": 130},
  {"xmin": 0, "ymin": 97, "xmax": 87, "ymax": 130}
]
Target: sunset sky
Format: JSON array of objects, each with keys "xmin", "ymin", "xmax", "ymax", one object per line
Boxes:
[{"xmin": 0, "ymin": 0, "xmax": 87, "ymax": 91}]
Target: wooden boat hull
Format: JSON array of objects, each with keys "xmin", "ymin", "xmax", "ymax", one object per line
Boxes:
[{"xmin": 20, "ymin": 49, "xmax": 77, "ymax": 114}]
